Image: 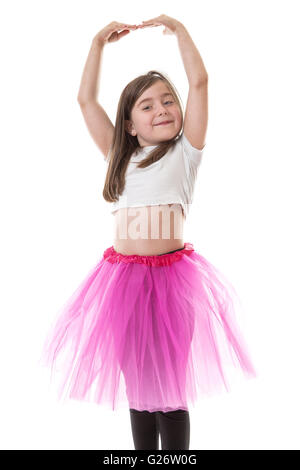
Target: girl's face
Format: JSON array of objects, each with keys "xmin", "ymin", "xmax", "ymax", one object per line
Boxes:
[{"xmin": 127, "ymin": 80, "xmax": 182, "ymax": 147}]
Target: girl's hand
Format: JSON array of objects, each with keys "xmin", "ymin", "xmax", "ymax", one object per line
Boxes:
[
  {"xmin": 94, "ymin": 21, "xmax": 138, "ymax": 45},
  {"xmin": 137, "ymin": 14, "xmax": 183, "ymax": 35}
]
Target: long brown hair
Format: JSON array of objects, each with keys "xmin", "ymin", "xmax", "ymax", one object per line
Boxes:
[{"xmin": 103, "ymin": 70, "xmax": 184, "ymax": 203}]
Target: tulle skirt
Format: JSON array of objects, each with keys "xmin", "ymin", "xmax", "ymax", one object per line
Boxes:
[{"xmin": 39, "ymin": 242, "xmax": 257, "ymax": 413}]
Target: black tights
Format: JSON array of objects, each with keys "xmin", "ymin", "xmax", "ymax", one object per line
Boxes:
[{"xmin": 129, "ymin": 408, "xmax": 190, "ymax": 450}]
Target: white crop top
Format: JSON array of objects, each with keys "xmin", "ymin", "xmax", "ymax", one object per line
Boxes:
[{"xmin": 108, "ymin": 133, "xmax": 205, "ymax": 219}]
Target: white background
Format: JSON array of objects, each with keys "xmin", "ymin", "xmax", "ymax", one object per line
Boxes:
[{"xmin": 0, "ymin": 0, "xmax": 299, "ymax": 450}]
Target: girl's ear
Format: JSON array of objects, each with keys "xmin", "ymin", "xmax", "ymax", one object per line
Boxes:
[{"xmin": 125, "ymin": 119, "xmax": 136, "ymax": 135}]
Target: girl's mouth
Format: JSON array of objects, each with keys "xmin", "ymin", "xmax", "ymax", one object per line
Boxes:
[{"xmin": 155, "ymin": 121, "xmax": 173, "ymax": 126}]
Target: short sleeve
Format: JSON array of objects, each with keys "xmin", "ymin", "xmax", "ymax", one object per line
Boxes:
[{"xmin": 181, "ymin": 133, "xmax": 205, "ymax": 166}]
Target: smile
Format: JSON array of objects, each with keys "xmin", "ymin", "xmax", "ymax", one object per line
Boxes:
[{"xmin": 155, "ymin": 121, "xmax": 173, "ymax": 126}]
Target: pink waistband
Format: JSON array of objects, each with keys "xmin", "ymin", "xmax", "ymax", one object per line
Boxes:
[{"xmin": 103, "ymin": 242, "xmax": 195, "ymax": 267}]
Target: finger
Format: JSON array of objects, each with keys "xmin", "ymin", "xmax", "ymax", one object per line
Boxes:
[
  {"xmin": 142, "ymin": 19, "xmax": 161, "ymax": 24},
  {"xmin": 138, "ymin": 24, "xmax": 158, "ymax": 28},
  {"xmin": 118, "ymin": 30, "xmax": 130, "ymax": 38},
  {"xmin": 142, "ymin": 22, "xmax": 161, "ymax": 26},
  {"xmin": 140, "ymin": 22, "xmax": 161, "ymax": 27},
  {"xmin": 116, "ymin": 23, "xmax": 137, "ymax": 30}
]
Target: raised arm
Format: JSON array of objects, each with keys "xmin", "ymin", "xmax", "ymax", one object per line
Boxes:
[
  {"xmin": 77, "ymin": 22, "xmax": 137, "ymax": 160},
  {"xmin": 139, "ymin": 15, "xmax": 208, "ymax": 151},
  {"xmin": 176, "ymin": 22, "xmax": 208, "ymax": 151}
]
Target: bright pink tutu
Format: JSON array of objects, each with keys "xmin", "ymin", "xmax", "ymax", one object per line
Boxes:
[{"xmin": 39, "ymin": 242, "xmax": 257, "ymax": 413}]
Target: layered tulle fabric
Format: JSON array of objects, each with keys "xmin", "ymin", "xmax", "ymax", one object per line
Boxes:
[{"xmin": 39, "ymin": 242, "xmax": 257, "ymax": 412}]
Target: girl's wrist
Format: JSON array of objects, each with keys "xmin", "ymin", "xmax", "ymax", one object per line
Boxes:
[
  {"xmin": 92, "ymin": 35, "xmax": 105, "ymax": 48},
  {"xmin": 174, "ymin": 22, "xmax": 187, "ymax": 37}
]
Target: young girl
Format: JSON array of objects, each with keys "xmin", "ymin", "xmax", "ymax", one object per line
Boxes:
[{"xmin": 40, "ymin": 15, "xmax": 257, "ymax": 450}]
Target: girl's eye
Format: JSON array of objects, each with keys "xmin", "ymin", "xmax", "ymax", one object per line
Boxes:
[{"xmin": 142, "ymin": 101, "xmax": 174, "ymax": 111}]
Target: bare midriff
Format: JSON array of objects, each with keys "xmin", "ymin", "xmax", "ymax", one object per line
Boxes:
[{"xmin": 112, "ymin": 203, "xmax": 185, "ymax": 256}]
